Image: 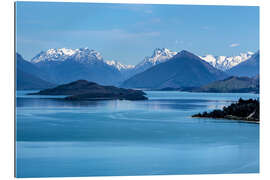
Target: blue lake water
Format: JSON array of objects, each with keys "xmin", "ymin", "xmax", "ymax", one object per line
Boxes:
[{"xmin": 16, "ymin": 91, "xmax": 259, "ymax": 177}]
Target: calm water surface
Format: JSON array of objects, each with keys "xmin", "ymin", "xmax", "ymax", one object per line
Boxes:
[{"xmin": 16, "ymin": 91, "xmax": 259, "ymax": 177}]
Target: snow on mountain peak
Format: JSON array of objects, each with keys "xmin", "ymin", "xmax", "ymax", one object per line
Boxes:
[
  {"xmin": 153, "ymin": 48, "xmax": 172, "ymax": 56},
  {"xmin": 137, "ymin": 48, "xmax": 177, "ymax": 67},
  {"xmin": 72, "ymin": 48, "xmax": 103, "ymax": 62},
  {"xmin": 247, "ymin": 51, "xmax": 255, "ymax": 55},
  {"xmin": 59, "ymin": 48, "xmax": 76, "ymax": 56},
  {"xmin": 152, "ymin": 48, "xmax": 177, "ymax": 60},
  {"xmin": 200, "ymin": 52, "xmax": 254, "ymax": 71},
  {"xmin": 106, "ymin": 60, "xmax": 135, "ymax": 71},
  {"xmin": 31, "ymin": 48, "xmax": 103, "ymax": 63},
  {"xmin": 30, "ymin": 47, "xmax": 255, "ymax": 73}
]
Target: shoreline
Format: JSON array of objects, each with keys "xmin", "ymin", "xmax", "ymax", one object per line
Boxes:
[{"xmin": 192, "ymin": 116, "xmax": 259, "ymax": 124}]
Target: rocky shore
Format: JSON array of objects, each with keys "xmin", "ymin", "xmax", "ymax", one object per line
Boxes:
[{"xmin": 192, "ymin": 98, "xmax": 259, "ymax": 122}]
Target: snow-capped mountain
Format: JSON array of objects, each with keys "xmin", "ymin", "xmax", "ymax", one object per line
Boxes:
[
  {"xmin": 200, "ymin": 52, "xmax": 254, "ymax": 71},
  {"xmin": 226, "ymin": 51, "xmax": 259, "ymax": 77},
  {"xmin": 30, "ymin": 48, "xmax": 124, "ymax": 85},
  {"xmin": 106, "ymin": 60, "xmax": 135, "ymax": 71},
  {"xmin": 131, "ymin": 48, "xmax": 254, "ymax": 73},
  {"xmin": 25, "ymin": 47, "xmax": 257, "ymax": 87},
  {"xmin": 106, "ymin": 48, "xmax": 178, "ymax": 78},
  {"xmin": 31, "ymin": 47, "xmax": 254, "ymax": 75},
  {"xmin": 31, "ymin": 48, "xmax": 103, "ymax": 63},
  {"xmin": 133, "ymin": 48, "xmax": 177, "ymax": 74},
  {"xmin": 32, "ymin": 48, "xmax": 135, "ymax": 72},
  {"xmin": 121, "ymin": 50, "xmax": 227, "ymax": 89}
]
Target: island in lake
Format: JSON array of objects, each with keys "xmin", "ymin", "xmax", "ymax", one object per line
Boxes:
[
  {"xmin": 28, "ymin": 80, "xmax": 148, "ymax": 101},
  {"xmin": 192, "ymin": 98, "xmax": 259, "ymax": 122}
]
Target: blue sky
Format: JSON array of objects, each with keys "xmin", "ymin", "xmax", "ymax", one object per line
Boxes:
[{"xmin": 16, "ymin": 2, "xmax": 259, "ymax": 65}]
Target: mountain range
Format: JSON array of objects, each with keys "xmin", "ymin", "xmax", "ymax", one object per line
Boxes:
[
  {"xmin": 199, "ymin": 52, "xmax": 254, "ymax": 71},
  {"xmin": 16, "ymin": 48, "xmax": 259, "ymax": 90},
  {"xmin": 226, "ymin": 51, "xmax": 259, "ymax": 77},
  {"xmin": 121, "ymin": 50, "xmax": 228, "ymax": 89},
  {"xmin": 30, "ymin": 47, "xmax": 255, "ymax": 76},
  {"xmin": 129, "ymin": 48, "xmax": 254, "ymax": 72},
  {"xmin": 30, "ymin": 48, "xmax": 124, "ymax": 85},
  {"xmin": 124, "ymin": 48, "xmax": 253, "ymax": 73}
]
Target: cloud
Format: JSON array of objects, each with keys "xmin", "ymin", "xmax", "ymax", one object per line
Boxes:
[{"xmin": 229, "ymin": 43, "xmax": 240, "ymax": 48}]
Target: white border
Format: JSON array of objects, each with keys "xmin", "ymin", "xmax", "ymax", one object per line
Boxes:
[
  {"xmin": 8, "ymin": 0, "xmax": 262, "ymax": 6},
  {"xmin": 1, "ymin": 0, "xmax": 270, "ymax": 180}
]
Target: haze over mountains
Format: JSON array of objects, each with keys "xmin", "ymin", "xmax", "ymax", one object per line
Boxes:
[{"xmin": 16, "ymin": 47, "xmax": 259, "ymax": 90}]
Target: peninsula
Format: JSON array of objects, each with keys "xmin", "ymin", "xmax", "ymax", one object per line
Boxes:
[{"xmin": 192, "ymin": 98, "xmax": 259, "ymax": 122}]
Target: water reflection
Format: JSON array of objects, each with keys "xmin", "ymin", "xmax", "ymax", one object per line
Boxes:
[{"xmin": 17, "ymin": 97, "xmax": 218, "ymax": 112}]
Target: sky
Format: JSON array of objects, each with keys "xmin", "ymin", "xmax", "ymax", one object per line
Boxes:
[{"xmin": 16, "ymin": 2, "xmax": 259, "ymax": 65}]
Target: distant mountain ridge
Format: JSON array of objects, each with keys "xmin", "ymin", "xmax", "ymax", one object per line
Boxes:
[
  {"xmin": 18, "ymin": 48, "xmax": 258, "ymax": 90},
  {"xmin": 106, "ymin": 60, "xmax": 135, "ymax": 71},
  {"xmin": 30, "ymin": 48, "xmax": 124, "ymax": 85},
  {"xmin": 129, "ymin": 48, "xmax": 254, "ymax": 72},
  {"xmin": 132, "ymin": 48, "xmax": 177, "ymax": 74},
  {"xmin": 200, "ymin": 52, "xmax": 254, "ymax": 71},
  {"xmin": 28, "ymin": 47, "xmax": 180, "ymax": 84},
  {"xmin": 32, "ymin": 48, "xmax": 133, "ymax": 71},
  {"xmin": 121, "ymin": 50, "xmax": 228, "ymax": 89},
  {"xmin": 31, "ymin": 48, "xmax": 103, "ymax": 63},
  {"xmin": 131, "ymin": 48, "xmax": 254, "ymax": 73},
  {"xmin": 226, "ymin": 51, "xmax": 259, "ymax": 77},
  {"xmin": 29, "ymin": 47, "xmax": 256, "ymax": 74}
]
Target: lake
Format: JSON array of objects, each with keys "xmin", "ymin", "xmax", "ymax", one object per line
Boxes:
[{"xmin": 15, "ymin": 91, "xmax": 259, "ymax": 177}]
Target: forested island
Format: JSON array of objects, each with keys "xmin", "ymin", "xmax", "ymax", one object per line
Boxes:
[{"xmin": 28, "ymin": 80, "xmax": 148, "ymax": 101}]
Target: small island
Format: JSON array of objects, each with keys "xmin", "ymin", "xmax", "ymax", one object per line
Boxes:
[
  {"xmin": 192, "ymin": 98, "xmax": 259, "ymax": 122},
  {"xmin": 28, "ymin": 80, "xmax": 148, "ymax": 101}
]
